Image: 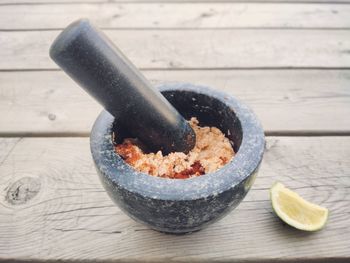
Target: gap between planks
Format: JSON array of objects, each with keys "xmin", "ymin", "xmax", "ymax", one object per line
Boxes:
[
  {"xmin": 3, "ymin": 28, "xmax": 350, "ymax": 32},
  {"xmin": 3, "ymin": 67, "xmax": 350, "ymax": 72}
]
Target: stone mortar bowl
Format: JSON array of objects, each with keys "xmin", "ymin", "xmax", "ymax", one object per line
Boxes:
[{"xmin": 90, "ymin": 83, "xmax": 265, "ymax": 234}]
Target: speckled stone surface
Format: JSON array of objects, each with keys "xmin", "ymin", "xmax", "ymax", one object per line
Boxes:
[{"xmin": 90, "ymin": 83, "xmax": 265, "ymax": 234}]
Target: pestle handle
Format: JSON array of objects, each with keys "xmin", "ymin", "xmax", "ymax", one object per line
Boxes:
[{"xmin": 49, "ymin": 19, "xmax": 195, "ymax": 154}]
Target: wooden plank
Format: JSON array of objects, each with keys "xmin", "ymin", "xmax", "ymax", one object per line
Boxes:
[
  {"xmin": 1, "ymin": 70, "xmax": 350, "ymax": 135},
  {"xmin": 0, "ymin": 138, "xmax": 20, "ymax": 164},
  {"xmin": 1, "ymin": 3, "xmax": 350, "ymax": 30},
  {"xmin": 2, "ymin": 0, "xmax": 350, "ymax": 4},
  {"xmin": 0, "ymin": 137, "xmax": 348, "ymax": 261},
  {"xmin": 2, "ymin": 29, "xmax": 350, "ymax": 70},
  {"xmin": 0, "ymin": 0, "xmax": 103, "ymax": 3}
]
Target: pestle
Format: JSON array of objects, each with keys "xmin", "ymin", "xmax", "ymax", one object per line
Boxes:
[{"xmin": 49, "ymin": 19, "xmax": 196, "ymax": 154}]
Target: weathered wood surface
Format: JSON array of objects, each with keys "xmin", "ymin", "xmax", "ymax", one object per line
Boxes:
[
  {"xmin": 1, "ymin": 0, "xmax": 350, "ymax": 3},
  {"xmin": 0, "ymin": 138, "xmax": 20, "ymax": 164},
  {"xmin": 0, "ymin": 137, "xmax": 349, "ymax": 261},
  {"xmin": 2, "ymin": 29, "xmax": 350, "ymax": 70},
  {"xmin": 0, "ymin": 0, "xmax": 349, "ymax": 261},
  {"xmin": 0, "ymin": 70, "xmax": 350, "ymax": 135},
  {"xmin": 1, "ymin": 3, "xmax": 349, "ymax": 30}
]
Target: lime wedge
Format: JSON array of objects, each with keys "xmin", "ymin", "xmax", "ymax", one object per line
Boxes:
[{"xmin": 270, "ymin": 182, "xmax": 329, "ymax": 231}]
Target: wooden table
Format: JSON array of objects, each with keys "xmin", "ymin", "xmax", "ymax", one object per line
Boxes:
[{"xmin": 0, "ymin": 0, "xmax": 349, "ymax": 262}]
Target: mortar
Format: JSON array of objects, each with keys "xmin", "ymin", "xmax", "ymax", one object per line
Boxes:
[{"xmin": 90, "ymin": 83, "xmax": 265, "ymax": 234}]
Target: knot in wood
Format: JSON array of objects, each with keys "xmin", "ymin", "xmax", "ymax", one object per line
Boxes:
[{"xmin": 6, "ymin": 177, "xmax": 41, "ymax": 205}]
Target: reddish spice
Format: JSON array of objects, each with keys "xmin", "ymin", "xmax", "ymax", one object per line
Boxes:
[
  {"xmin": 191, "ymin": 161, "xmax": 205, "ymax": 175},
  {"xmin": 114, "ymin": 117, "xmax": 235, "ymax": 179},
  {"xmin": 172, "ymin": 161, "xmax": 205, "ymax": 179},
  {"xmin": 115, "ymin": 141, "xmax": 141, "ymax": 165},
  {"xmin": 139, "ymin": 163, "xmax": 157, "ymax": 175},
  {"xmin": 220, "ymin": 156, "xmax": 228, "ymax": 165},
  {"xmin": 116, "ymin": 141, "xmax": 206, "ymax": 179}
]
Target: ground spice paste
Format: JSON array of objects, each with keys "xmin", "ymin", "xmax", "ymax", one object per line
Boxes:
[{"xmin": 115, "ymin": 117, "xmax": 235, "ymax": 179}]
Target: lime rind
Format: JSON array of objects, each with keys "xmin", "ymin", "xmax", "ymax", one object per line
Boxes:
[{"xmin": 270, "ymin": 182, "xmax": 329, "ymax": 231}]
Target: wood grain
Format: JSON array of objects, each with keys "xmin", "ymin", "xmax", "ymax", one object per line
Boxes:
[
  {"xmin": 2, "ymin": 29, "xmax": 350, "ymax": 70},
  {"xmin": 0, "ymin": 3, "xmax": 349, "ymax": 30},
  {"xmin": 0, "ymin": 0, "xmax": 348, "ymax": 261},
  {"xmin": 0, "ymin": 138, "xmax": 20, "ymax": 165},
  {"xmin": 1, "ymin": 0, "xmax": 350, "ymax": 4},
  {"xmin": 0, "ymin": 137, "xmax": 348, "ymax": 261},
  {"xmin": 0, "ymin": 70, "xmax": 350, "ymax": 135}
]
